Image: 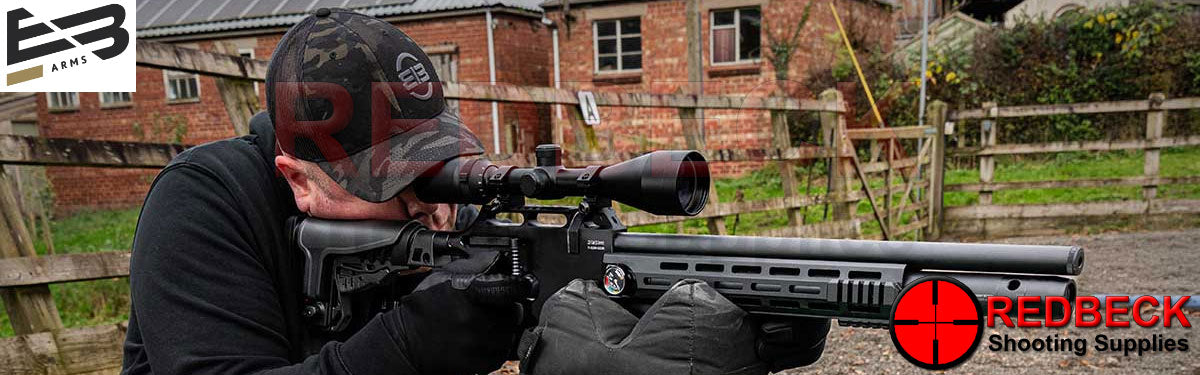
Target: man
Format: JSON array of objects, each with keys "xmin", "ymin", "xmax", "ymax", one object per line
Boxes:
[{"xmin": 123, "ymin": 8, "xmax": 828, "ymax": 375}]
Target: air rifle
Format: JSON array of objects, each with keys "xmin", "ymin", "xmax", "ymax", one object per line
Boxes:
[{"xmin": 293, "ymin": 144, "xmax": 1083, "ymax": 332}]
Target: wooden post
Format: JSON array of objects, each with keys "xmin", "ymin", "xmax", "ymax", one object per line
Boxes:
[
  {"xmin": 678, "ymin": 106, "xmax": 705, "ymax": 156},
  {"xmin": 38, "ymin": 208, "xmax": 53, "ymax": 255},
  {"xmin": 677, "ymin": 19, "xmax": 724, "ymax": 236},
  {"xmin": 1143, "ymin": 93, "xmax": 1165, "ymax": 201},
  {"xmin": 884, "ymin": 144, "xmax": 894, "ymax": 236},
  {"xmin": 681, "ymin": 0, "xmax": 705, "ymax": 153},
  {"xmin": 0, "ymin": 169, "xmax": 63, "ymax": 335},
  {"xmin": 849, "ymin": 156, "xmax": 891, "ymax": 240},
  {"xmin": 569, "ymin": 106, "xmax": 597, "ymax": 153},
  {"xmin": 820, "ymin": 89, "xmax": 854, "ymax": 223},
  {"xmin": 772, "ymin": 106, "xmax": 802, "ymax": 227},
  {"xmin": 686, "ymin": 0, "xmax": 702, "ymax": 99},
  {"xmin": 705, "ymin": 177, "xmax": 727, "ymax": 235},
  {"xmin": 926, "ymin": 101, "xmax": 948, "ymax": 239},
  {"xmin": 954, "ymin": 104, "xmax": 966, "ymax": 152},
  {"xmin": 0, "ymin": 173, "xmax": 33, "ymax": 258},
  {"xmin": 676, "ymin": 103, "xmax": 724, "ymax": 235},
  {"xmin": 213, "ymin": 42, "xmax": 260, "ymax": 136},
  {"xmin": 978, "ymin": 102, "xmax": 998, "ymax": 206}
]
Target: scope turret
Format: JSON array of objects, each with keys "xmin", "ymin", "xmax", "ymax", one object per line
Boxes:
[{"xmin": 413, "ymin": 144, "xmax": 710, "ymax": 216}]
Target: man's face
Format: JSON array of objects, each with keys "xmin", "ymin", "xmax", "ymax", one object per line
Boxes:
[{"xmin": 275, "ymin": 155, "xmax": 455, "ymax": 230}]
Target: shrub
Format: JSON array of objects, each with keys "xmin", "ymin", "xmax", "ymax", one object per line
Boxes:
[{"xmin": 806, "ymin": 2, "xmax": 1200, "ymax": 144}]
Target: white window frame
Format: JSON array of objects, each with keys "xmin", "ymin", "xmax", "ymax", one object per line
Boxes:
[
  {"xmin": 593, "ymin": 17, "xmax": 642, "ymax": 74},
  {"xmin": 47, "ymin": 92, "xmax": 79, "ymax": 111},
  {"xmin": 238, "ymin": 48, "xmax": 260, "ymax": 95},
  {"xmin": 99, "ymin": 92, "xmax": 133, "ymax": 108},
  {"xmin": 163, "ymin": 70, "xmax": 201, "ymax": 103},
  {"xmin": 710, "ymin": 7, "xmax": 763, "ymax": 65}
]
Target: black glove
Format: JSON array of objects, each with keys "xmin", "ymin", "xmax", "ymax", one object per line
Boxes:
[
  {"xmin": 383, "ymin": 250, "xmax": 524, "ymax": 374},
  {"xmin": 752, "ymin": 316, "xmax": 831, "ymax": 372}
]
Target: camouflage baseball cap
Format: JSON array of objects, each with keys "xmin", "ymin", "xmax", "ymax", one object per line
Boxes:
[{"xmin": 267, "ymin": 8, "xmax": 485, "ymax": 202}]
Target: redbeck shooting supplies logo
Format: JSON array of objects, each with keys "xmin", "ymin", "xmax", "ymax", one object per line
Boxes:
[
  {"xmin": 3, "ymin": 1, "xmax": 135, "ymax": 91},
  {"xmin": 890, "ymin": 276, "xmax": 985, "ymax": 370},
  {"xmin": 888, "ymin": 276, "xmax": 1192, "ymax": 369}
]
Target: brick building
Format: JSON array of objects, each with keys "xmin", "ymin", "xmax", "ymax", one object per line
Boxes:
[
  {"xmin": 542, "ymin": 0, "xmax": 898, "ymax": 175},
  {"xmin": 38, "ymin": 0, "xmax": 552, "ymax": 214}
]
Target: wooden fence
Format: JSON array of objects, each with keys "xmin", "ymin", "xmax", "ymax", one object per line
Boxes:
[
  {"xmin": 937, "ymin": 94, "xmax": 1200, "ymax": 238},
  {"xmin": 13, "ymin": 39, "xmax": 1199, "ymax": 374},
  {"xmin": 0, "ymin": 41, "xmax": 938, "ymax": 373}
]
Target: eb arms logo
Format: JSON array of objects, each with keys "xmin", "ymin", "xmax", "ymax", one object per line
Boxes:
[{"xmin": 3, "ymin": 1, "xmax": 134, "ymax": 91}]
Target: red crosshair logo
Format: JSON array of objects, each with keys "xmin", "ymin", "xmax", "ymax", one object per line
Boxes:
[{"xmin": 889, "ymin": 276, "xmax": 984, "ymax": 370}]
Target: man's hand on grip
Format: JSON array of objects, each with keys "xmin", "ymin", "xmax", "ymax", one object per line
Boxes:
[{"xmin": 382, "ymin": 250, "xmax": 523, "ymax": 374}]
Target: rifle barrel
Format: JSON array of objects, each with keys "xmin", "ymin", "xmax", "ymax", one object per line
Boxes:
[{"xmin": 612, "ymin": 233, "xmax": 1084, "ymax": 276}]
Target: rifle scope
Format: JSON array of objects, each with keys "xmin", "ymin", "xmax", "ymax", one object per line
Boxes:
[{"xmin": 413, "ymin": 144, "xmax": 710, "ymax": 216}]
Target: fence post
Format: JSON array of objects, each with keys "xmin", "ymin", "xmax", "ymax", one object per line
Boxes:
[
  {"xmin": 678, "ymin": 104, "xmax": 725, "ymax": 235},
  {"xmin": 978, "ymin": 102, "xmax": 998, "ymax": 206},
  {"xmin": 926, "ymin": 101, "xmax": 948, "ymax": 239},
  {"xmin": 704, "ymin": 180, "xmax": 727, "ymax": 235},
  {"xmin": 678, "ymin": 100, "xmax": 706, "ymax": 153},
  {"xmin": 772, "ymin": 102, "xmax": 802, "ymax": 227},
  {"xmin": 819, "ymin": 89, "xmax": 854, "ymax": 224},
  {"xmin": 0, "ymin": 169, "xmax": 63, "ymax": 335},
  {"xmin": 1144, "ymin": 93, "xmax": 1166, "ymax": 201}
]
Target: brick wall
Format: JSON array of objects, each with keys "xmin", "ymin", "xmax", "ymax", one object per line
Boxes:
[
  {"xmin": 38, "ymin": 64, "xmax": 239, "ymax": 213},
  {"xmin": 38, "ymin": 11, "xmax": 551, "ymax": 214},
  {"xmin": 545, "ymin": 0, "xmax": 896, "ymax": 176}
]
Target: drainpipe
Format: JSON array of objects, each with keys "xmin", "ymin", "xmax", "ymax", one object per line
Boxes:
[
  {"xmin": 917, "ymin": 0, "xmax": 931, "ymax": 128},
  {"xmin": 486, "ymin": 10, "xmax": 500, "ymax": 152},
  {"xmin": 916, "ymin": 0, "xmax": 932, "ymax": 205},
  {"xmin": 551, "ymin": 22, "xmax": 563, "ymax": 145},
  {"xmin": 552, "ymin": 26, "xmax": 562, "ymax": 121}
]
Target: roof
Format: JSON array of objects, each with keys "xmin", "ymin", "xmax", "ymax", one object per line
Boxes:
[
  {"xmin": 540, "ymin": 0, "xmax": 897, "ymax": 9},
  {"xmin": 137, "ymin": 0, "xmax": 546, "ymax": 38}
]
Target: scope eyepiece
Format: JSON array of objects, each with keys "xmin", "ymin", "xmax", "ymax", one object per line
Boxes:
[{"xmin": 413, "ymin": 145, "xmax": 710, "ymax": 216}]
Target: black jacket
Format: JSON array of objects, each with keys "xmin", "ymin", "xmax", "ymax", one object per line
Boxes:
[{"xmin": 121, "ymin": 113, "xmax": 420, "ymax": 374}]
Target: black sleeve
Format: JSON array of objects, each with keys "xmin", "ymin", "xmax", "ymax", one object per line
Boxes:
[{"xmin": 128, "ymin": 164, "xmax": 417, "ymax": 374}]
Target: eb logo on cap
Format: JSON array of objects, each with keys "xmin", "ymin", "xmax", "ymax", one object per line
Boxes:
[{"xmin": 3, "ymin": 1, "xmax": 135, "ymax": 91}]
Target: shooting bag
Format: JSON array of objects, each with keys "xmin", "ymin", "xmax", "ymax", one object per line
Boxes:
[{"xmin": 517, "ymin": 279, "xmax": 767, "ymax": 375}]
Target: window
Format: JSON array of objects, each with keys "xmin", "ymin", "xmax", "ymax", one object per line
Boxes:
[
  {"xmin": 47, "ymin": 92, "xmax": 78, "ymax": 110},
  {"xmin": 593, "ymin": 18, "xmax": 642, "ymax": 72},
  {"xmin": 164, "ymin": 70, "xmax": 200, "ymax": 102},
  {"xmin": 711, "ymin": 7, "xmax": 761, "ymax": 64},
  {"xmin": 100, "ymin": 92, "xmax": 132, "ymax": 107}
]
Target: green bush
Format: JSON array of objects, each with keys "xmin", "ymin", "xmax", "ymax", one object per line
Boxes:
[{"xmin": 807, "ymin": 2, "xmax": 1200, "ymax": 143}]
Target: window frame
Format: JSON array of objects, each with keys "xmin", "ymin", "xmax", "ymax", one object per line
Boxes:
[
  {"xmin": 710, "ymin": 7, "xmax": 763, "ymax": 66},
  {"xmin": 47, "ymin": 92, "xmax": 79, "ymax": 112},
  {"xmin": 163, "ymin": 69, "xmax": 201, "ymax": 103},
  {"xmin": 592, "ymin": 17, "xmax": 643, "ymax": 74},
  {"xmin": 99, "ymin": 92, "xmax": 133, "ymax": 108}
]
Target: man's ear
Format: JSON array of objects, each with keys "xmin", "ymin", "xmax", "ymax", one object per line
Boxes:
[{"xmin": 275, "ymin": 155, "xmax": 314, "ymax": 213}]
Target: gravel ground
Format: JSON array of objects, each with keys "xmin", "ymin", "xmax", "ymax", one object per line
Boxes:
[{"xmin": 787, "ymin": 229, "xmax": 1200, "ymax": 375}]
